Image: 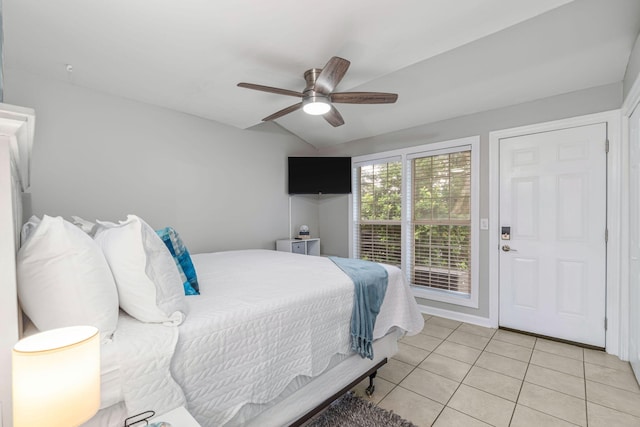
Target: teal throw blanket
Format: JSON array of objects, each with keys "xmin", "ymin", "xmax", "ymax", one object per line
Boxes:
[{"xmin": 329, "ymin": 256, "xmax": 389, "ymax": 359}]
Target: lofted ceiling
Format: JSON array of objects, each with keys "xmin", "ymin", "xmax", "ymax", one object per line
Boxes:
[{"xmin": 4, "ymin": 0, "xmax": 640, "ymax": 149}]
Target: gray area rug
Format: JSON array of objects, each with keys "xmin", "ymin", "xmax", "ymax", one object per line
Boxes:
[{"xmin": 306, "ymin": 392, "xmax": 418, "ymax": 427}]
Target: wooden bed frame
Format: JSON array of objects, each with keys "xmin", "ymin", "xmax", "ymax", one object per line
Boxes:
[{"xmin": 0, "ymin": 103, "xmax": 36, "ymax": 427}]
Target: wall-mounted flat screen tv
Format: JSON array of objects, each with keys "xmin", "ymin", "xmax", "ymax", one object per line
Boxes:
[{"xmin": 288, "ymin": 156, "xmax": 352, "ymax": 195}]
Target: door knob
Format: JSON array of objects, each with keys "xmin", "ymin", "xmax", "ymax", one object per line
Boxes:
[{"xmin": 501, "ymin": 245, "xmax": 517, "ymax": 252}]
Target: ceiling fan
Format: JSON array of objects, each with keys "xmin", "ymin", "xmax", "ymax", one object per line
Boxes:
[{"xmin": 237, "ymin": 56, "xmax": 398, "ymax": 127}]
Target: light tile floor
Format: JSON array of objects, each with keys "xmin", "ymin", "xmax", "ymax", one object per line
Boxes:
[{"xmin": 351, "ymin": 314, "xmax": 640, "ymax": 426}]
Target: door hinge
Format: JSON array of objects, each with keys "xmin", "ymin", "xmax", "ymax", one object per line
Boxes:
[
  {"xmin": 604, "ymin": 317, "xmax": 608, "ymax": 331},
  {"xmin": 605, "ymin": 139, "xmax": 610, "ymax": 153},
  {"xmin": 605, "ymin": 229, "xmax": 609, "ymax": 243}
]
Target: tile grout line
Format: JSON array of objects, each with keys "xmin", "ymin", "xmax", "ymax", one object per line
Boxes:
[
  {"xmin": 516, "ymin": 353, "xmax": 640, "ymax": 424},
  {"xmin": 417, "ymin": 318, "xmax": 463, "ymax": 425},
  {"xmin": 520, "ymin": 340, "xmax": 592, "ymax": 426},
  {"xmin": 430, "ymin": 323, "xmax": 497, "ymax": 426},
  {"xmin": 375, "ymin": 316, "xmax": 457, "ymax": 421},
  {"xmin": 394, "ymin": 316, "xmax": 462, "ymax": 425},
  {"xmin": 375, "ymin": 318, "xmax": 640, "ymax": 426},
  {"xmin": 513, "ymin": 403, "xmax": 584, "ymax": 427},
  {"xmin": 373, "ymin": 318, "xmax": 433, "ymax": 411},
  {"xmin": 488, "ymin": 344, "xmax": 588, "ymax": 381},
  {"xmin": 459, "ymin": 331, "xmax": 592, "ymax": 425},
  {"xmin": 583, "ymin": 347, "xmax": 589, "ymax": 427},
  {"xmin": 508, "ymin": 336, "xmax": 537, "ymax": 426}
]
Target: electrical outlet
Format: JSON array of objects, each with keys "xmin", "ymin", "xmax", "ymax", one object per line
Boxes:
[{"xmin": 480, "ymin": 218, "xmax": 489, "ymax": 230}]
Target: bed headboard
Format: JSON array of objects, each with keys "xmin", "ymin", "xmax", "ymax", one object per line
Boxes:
[{"xmin": 0, "ymin": 103, "xmax": 35, "ymax": 427}]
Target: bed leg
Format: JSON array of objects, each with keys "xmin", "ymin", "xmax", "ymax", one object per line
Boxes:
[{"xmin": 365, "ymin": 371, "xmax": 377, "ymax": 396}]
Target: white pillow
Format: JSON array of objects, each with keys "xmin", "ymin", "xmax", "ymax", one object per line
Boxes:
[
  {"xmin": 16, "ymin": 215, "xmax": 119, "ymax": 343},
  {"xmin": 94, "ymin": 215, "xmax": 186, "ymax": 325},
  {"xmin": 71, "ymin": 215, "xmax": 98, "ymax": 236},
  {"xmin": 20, "ymin": 215, "xmax": 41, "ymax": 245}
]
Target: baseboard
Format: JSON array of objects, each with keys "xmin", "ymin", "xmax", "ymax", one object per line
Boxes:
[{"xmin": 417, "ymin": 304, "xmax": 493, "ymax": 329}]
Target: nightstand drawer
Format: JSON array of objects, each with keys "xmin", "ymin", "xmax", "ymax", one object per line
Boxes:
[
  {"xmin": 276, "ymin": 238, "xmax": 320, "ymax": 256},
  {"xmin": 291, "ymin": 241, "xmax": 306, "ymax": 254}
]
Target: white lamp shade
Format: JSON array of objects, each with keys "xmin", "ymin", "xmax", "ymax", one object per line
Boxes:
[{"xmin": 12, "ymin": 326, "xmax": 100, "ymax": 427}]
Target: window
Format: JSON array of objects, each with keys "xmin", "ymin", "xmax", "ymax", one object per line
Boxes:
[
  {"xmin": 357, "ymin": 159, "xmax": 402, "ymax": 267},
  {"xmin": 410, "ymin": 149, "xmax": 472, "ymax": 295},
  {"xmin": 352, "ymin": 137, "xmax": 479, "ymax": 308}
]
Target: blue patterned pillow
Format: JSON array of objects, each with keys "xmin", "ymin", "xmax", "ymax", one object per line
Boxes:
[{"xmin": 156, "ymin": 227, "xmax": 200, "ymax": 295}]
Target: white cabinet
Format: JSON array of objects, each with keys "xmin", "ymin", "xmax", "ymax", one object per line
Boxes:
[{"xmin": 276, "ymin": 238, "xmax": 320, "ymax": 256}]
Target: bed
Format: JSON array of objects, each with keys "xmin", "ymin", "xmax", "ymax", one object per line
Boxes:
[
  {"xmin": 85, "ymin": 249, "xmax": 423, "ymax": 427},
  {"xmin": 0, "ymin": 104, "xmax": 424, "ymax": 427}
]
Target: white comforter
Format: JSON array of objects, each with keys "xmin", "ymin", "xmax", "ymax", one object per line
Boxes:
[
  {"xmin": 115, "ymin": 250, "xmax": 424, "ymax": 427},
  {"xmin": 176, "ymin": 250, "xmax": 423, "ymax": 426}
]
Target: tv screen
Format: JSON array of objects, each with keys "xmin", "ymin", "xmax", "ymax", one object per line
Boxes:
[{"xmin": 288, "ymin": 157, "xmax": 352, "ymax": 195}]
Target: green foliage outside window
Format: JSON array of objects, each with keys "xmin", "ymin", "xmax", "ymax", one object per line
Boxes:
[
  {"xmin": 358, "ymin": 161, "xmax": 402, "ymax": 266},
  {"xmin": 359, "ymin": 162, "xmax": 402, "ymax": 221},
  {"xmin": 357, "ymin": 150, "xmax": 472, "ymax": 294}
]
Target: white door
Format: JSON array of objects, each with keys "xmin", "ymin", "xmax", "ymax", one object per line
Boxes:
[
  {"xmin": 499, "ymin": 123, "xmax": 607, "ymax": 347},
  {"xmin": 630, "ymin": 106, "xmax": 640, "ymax": 380}
]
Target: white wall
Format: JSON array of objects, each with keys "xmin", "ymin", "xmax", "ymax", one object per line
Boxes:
[
  {"xmin": 5, "ymin": 71, "xmax": 318, "ymax": 253},
  {"xmin": 289, "ymin": 194, "xmax": 319, "ymax": 241},
  {"xmin": 624, "ymin": 32, "xmax": 640, "ymax": 99},
  {"xmin": 319, "ymin": 82, "xmax": 623, "ymax": 319},
  {"xmin": 318, "ymin": 194, "xmax": 350, "ymax": 257}
]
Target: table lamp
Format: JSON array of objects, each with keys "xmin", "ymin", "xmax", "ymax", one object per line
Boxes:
[{"xmin": 12, "ymin": 325, "xmax": 100, "ymax": 427}]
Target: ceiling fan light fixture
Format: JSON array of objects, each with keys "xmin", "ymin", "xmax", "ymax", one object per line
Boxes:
[
  {"xmin": 238, "ymin": 56, "xmax": 397, "ymax": 126},
  {"xmin": 303, "ymin": 95, "xmax": 331, "ymax": 115}
]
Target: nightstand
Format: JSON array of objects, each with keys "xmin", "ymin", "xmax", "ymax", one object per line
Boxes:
[
  {"xmin": 276, "ymin": 238, "xmax": 320, "ymax": 255},
  {"xmin": 149, "ymin": 406, "xmax": 201, "ymax": 426}
]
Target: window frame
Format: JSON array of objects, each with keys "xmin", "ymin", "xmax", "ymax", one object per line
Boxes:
[{"xmin": 351, "ymin": 136, "xmax": 480, "ymax": 308}]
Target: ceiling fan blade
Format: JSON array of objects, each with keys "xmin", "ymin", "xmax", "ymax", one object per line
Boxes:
[
  {"xmin": 262, "ymin": 102, "xmax": 303, "ymax": 122},
  {"xmin": 314, "ymin": 57, "xmax": 351, "ymax": 94},
  {"xmin": 330, "ymin": 92, "xmax": 398, "ymax": 104},
  {"xmin": 323, "ymin": 105, "xmax": 345, "ymax": 127},
  {"xmin": 238, "ymin": 83, "xmax": 303, "ymax": 98}
]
